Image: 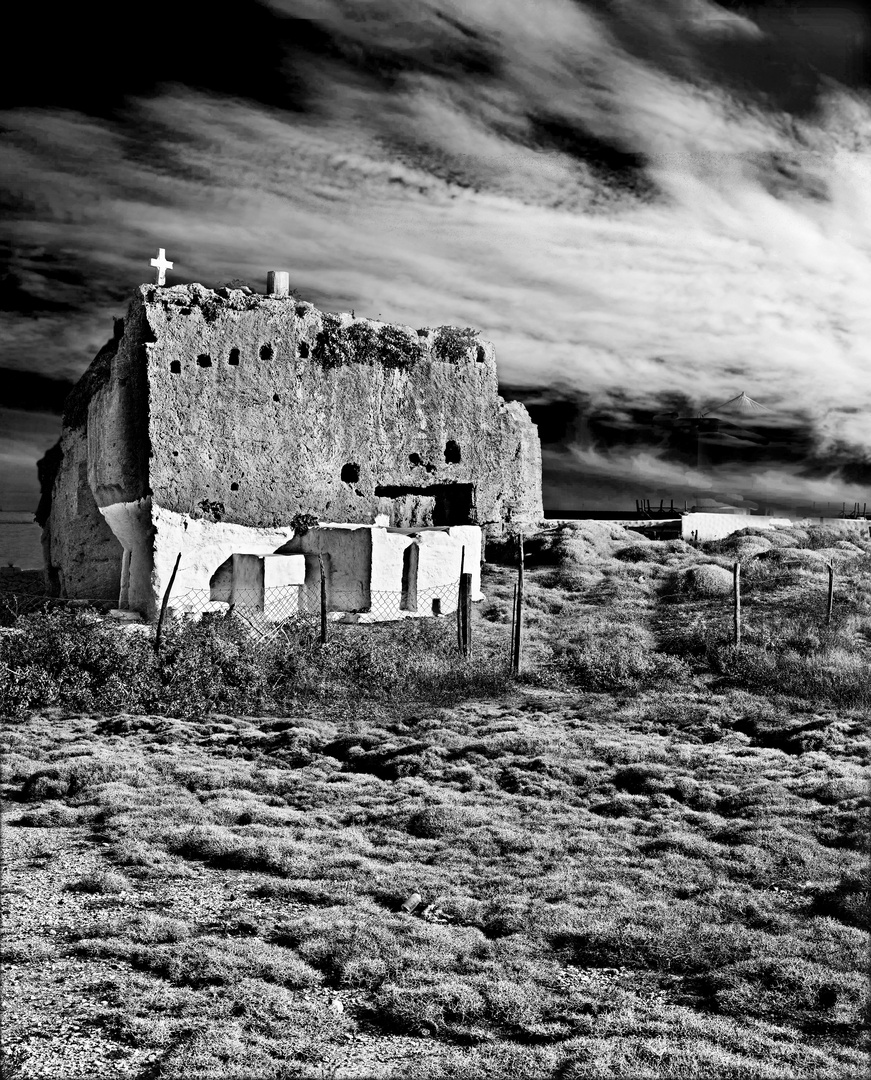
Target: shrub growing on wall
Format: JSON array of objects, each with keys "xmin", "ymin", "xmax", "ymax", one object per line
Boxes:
[
  {"xmin": 312, "ymin": 314, "xmax": 353, "ymax": 368},
  {"xmin": 432, "ymin": 326, "xmax": 479, "ymax": 364},
  {"xmin": 289, "ymin": 512, "xmax": 319, "ymax": 535},
  {"xmin": 346, "ymin": 322, "xmax": 379, "ymax": 364},
  {"xmin": 378, "ymin": 326, "xmax": 422, "ymax": 369}
]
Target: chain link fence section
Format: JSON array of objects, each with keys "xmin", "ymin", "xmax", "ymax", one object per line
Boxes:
[{"xmin": 167, "ymin": 579, "xmax": 463, "ymax": 646}]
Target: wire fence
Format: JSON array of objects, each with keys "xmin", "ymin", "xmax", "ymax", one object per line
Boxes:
[{"xmin": 167, "ymin": 580, "xmax": 463, "ymax": 645}]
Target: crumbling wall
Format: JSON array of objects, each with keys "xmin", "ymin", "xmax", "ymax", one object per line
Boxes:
[
  {"xmin": 37, "ymin": 331, "xmax": 127, "ymax": 601},
  {"xmin": 136, "ymin": 285, "xmax": 541, "ymax": 533},
  {"xmin": 40, "ymin": 283, "xmax": 542, "ymax": 611}
]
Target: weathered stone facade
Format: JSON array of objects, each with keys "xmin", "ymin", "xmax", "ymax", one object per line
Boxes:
[{"xmin": 39, "ymin": 283, "xmax": 542, "ymax": 616}]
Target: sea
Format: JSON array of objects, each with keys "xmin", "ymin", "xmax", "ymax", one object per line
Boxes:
[{"xmin": 0, "ymin": 513, "xmax": 44, "ymax": 569}]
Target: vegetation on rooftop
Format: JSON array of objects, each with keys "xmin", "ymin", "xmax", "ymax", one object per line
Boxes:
[
  {"xmin": 311, "ymin": 314, "xmax": 424, "ymax": 370},
  {"xmin": 431, "ymin": 326, "xmax": 482, "ymax": 364}
]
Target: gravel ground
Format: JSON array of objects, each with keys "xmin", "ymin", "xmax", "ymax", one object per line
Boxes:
[{"xmin": 1, "ymin": 816, "xmax": 445, "ymax": 1078}]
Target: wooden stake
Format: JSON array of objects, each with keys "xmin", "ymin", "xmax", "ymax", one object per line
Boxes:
[
  {"xmin": 319, "ymin": 556, "xmax": 328, "ymax": 644},
  {"xmin": 826, "ymin": 562, "xmax": 834, "ymax": 626},
  {"xmin": 457, "ymin": 545, "xmax": 466, "ymax": 652},
  {"xmin": 511, "ymin": 531, "xmax": 524, "ymax": 675},
  {"xmin": 460, "ymin": 572, "xmax": 472, "ymax": 658},
  {"xmin": 155, "ymin": 552, "xmax": 181, "ymax": 654},
  {"xmin": 733, "ymin": 561, "xmax": 741, "ymax": 647},
  {"xmin": 510, "ymin": 582, "xmax": 517, "ymax": 668}
]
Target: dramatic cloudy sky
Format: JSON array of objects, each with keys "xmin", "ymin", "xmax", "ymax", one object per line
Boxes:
[{"xmin": 1, "ymin": 0, "xmax": 870, "ymax": 513}]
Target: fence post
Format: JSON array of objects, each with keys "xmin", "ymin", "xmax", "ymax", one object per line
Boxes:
[
  {"xmin": 733, "ymin": 560, "xmax": 741, "ymax": 647},
  {"xmin": 826, "ymin": 562, "xmax": 834, "ymax": 626},
  {"xmin": 457, "ymin": 545, "xmax": 466, "ymax": 653},
  {"xmin": 155, "ymin": 553, "xmax": 181, "ymax": 654},
  {"xmin": 460, "ymin": 572, "xmax": 473, "ymax": 658},
  {"xmin": 511, "ymin": 531, "xmax": 524, "ymax": 675},
  {"xmin": 319, "ymin": 556, "xmax": 328, "ymax": 645},
  {"xmin": 510, "ymin": 582, "xmax": 517, "ymax": 668}
]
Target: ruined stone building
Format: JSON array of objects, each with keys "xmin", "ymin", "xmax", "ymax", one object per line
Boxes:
[{"xmin": 38, "ymin": 282, "xmax": 542, "ymax": 619}]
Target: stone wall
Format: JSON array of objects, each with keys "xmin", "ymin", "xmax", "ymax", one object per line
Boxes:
[{"xmin": 138, "ymin": 285, "xmax": 541, "ymax": 531}]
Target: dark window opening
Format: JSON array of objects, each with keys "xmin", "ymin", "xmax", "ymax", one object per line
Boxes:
[
  {"xmin": 228, "ymin": 348, "xmax": 240, "ymax": 366},
  {"xmin": 197, "ymin": 354, "xmax": 212, "ymax": 367},
  {"xmin": 341, "ymin": 462, "xmax": 360, "ymax": 483},
  {"xmin": 172, "ymin": 451, "xmax": 179, "ymax": 457},
  {"xmin": 260, "ymin": 344, "xmax": 274, "ymax": 360},
  {"xmin": 230, "ymin": 482, "xmax": 239, "ymax": 491},
  {"xmin": 273, "ymin": 393, "xmax": 280, "ymax": 402},
  {"xmin": 375, "ymin": 484, "xmax": 474, "ymax": 526},
  {"xmin": 408, "ymin": 452, "xmax": 436, "ymax": 474},
  {"xmin": 445, "ymin": 440, "xmax": 461, "ymax": 463},
  {"xmin": 476, "ymin": 345, "xmax": 486, "ymax": 363},
  {"xmin": 299, "ymin": 341, "xmax": 310, "ymax": 358},
  {"xmin": 170, "ymin": 360, "xmax": 181, "ymax": 374}
]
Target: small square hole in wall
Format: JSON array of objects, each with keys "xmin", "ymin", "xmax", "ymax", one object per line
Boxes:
[
  {"xmin": 170, "ymin": 360, "xmax": 182, "ymax": 374},
  {"xmin": 341, "ymin": 462, "xmax": 360, "ymax": 483},
  {"xmin": 273, "ymin": 393, "xmax": 280, "ymax": 402},
  {"xmin": 197, "ymin": 354, "xmax": 212, "ymax": 367},
  {"xmin": 299, "ymin": 341, "xmax": 310, "ymax": 358},
  {"xmin": 230, "ymin": 482, "xmax": 239, "ymax": 491},
  {"xmin": 228, "ymin": 348, "xmax": 240, "ymax": 366},
  {"xmin": 445, "ymin": 440, "xmax": 461, "ymax": 463},
  {"xmin": 260, "ymin": 344, "xmax": 274, "ymax": 361}
]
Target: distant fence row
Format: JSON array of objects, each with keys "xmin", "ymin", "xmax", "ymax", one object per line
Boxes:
[{"xmin": 2, "ymin": 545, "xmax": 862, "ymax": 670}]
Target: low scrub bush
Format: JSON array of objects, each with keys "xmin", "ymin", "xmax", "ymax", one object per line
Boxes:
[
  {"xmin": 65, "ymin": 870, "xmax": 130, "ymax": 895},
  {"xmin": 678, "ymin": 564, "xmax": 734, "ymax": 597},
  {"xmin": 551, "ymin": 911, "xmax": 758, "ymax": 975},
  {"xmin": 372, "ymin": 977, "xmax": 487, "ymax": 1035},
  {"xmin": 712, "ymin": 643, "xmax": 871, "ymax": 710},
  {"xmin": 135, "ymin": 938, "xmax": 322, "ymax": 990},
  {"xmin": 0, "ymin": 607, "xmax": 509, "ymax": 719},
  {"xmin": 812, "ymin": 867, "xmax": 870, "ymax": 931},
  {"xmin": 547, "ymin": 620, "xmax": 690, "ymax": 692},
  {"xmin": 703, "ymin": 954, "xmax": 868, "ymax": 1027},
  {"xmin": 0, "ymin": 608, "xmax": 158, "ymax": 715},
  {"xmin": 613, "ymin": 544, "xmax": 656, "ymax": 564}
]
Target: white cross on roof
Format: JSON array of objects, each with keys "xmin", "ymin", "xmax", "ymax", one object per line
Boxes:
[{"xmin": 150, "ymin": 248, "xmax": 173, "ymax": 286}]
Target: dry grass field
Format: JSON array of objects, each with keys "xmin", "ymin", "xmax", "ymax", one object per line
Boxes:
[{"xmin": 1, "ymin": 522, "xmax": 869, "ymax": 1079}]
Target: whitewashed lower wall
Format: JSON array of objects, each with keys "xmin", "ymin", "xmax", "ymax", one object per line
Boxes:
[{"xmin": 680, "ymin": 513, "xmax": 793, "ymax": 543}]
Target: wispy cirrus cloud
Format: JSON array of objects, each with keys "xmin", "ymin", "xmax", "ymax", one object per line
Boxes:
[{"xmin": 1, "ymin": 0, "xmax": 870, "ymax": 512}]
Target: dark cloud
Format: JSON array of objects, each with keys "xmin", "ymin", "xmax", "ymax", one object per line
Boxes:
[
  {"xmin": 717, "ymin": 2, "xmax": 871, "ymax": 90},
  {"xmin": 2, "ymin": 2, "xmax": 322, "ymax": 117},
  {"xmin": 0, "ymin": 368, "xmax": 74, "ymax": 414}
]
